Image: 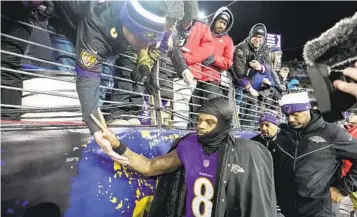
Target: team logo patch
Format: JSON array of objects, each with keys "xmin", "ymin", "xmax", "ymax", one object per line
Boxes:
[
  {"xmin": 283, "ymin": 105, "xmax": 291, "ymax": 114},
  {"xmin": 203, "ymin": 160, "xmax": 210, "ymax": 168},
  {"xmin": 309, "ymin": 136, "xmax": 326, "ymax": 144},
  {"xmin": 144, "ymin": 32, "xmax": 157, "ymax": 40},
  {"xmin": 80, "ymin": 50, "xmax": 98, "ymax": 69},
  {"xmin": 231, "ymin": 164, "xmax": 245, "ymax": 174},
  {"xmin": 110, "ymin": 27, "xmax": 118, "ymax": 38}
]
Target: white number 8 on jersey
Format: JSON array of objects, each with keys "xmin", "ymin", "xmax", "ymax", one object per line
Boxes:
[{"xmin": 192, "ymin": 177, "xmax": 214, "ymax": 217}]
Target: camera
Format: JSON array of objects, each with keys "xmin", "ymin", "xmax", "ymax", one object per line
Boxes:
[
  {"xmin": 307, "ymin": 63, "xmax": 356, "ymax": 122},
  {"xmin": 246, "ymin": 54, "xmax": 256, "ymax": 68},
  {"xmin": 303, "ymin": 12, "xmax": 357, "ymax": 122}
]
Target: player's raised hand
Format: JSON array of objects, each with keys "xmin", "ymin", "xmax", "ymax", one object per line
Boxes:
[{"xmin": 107, "ymin": 150, "xmax": 129, "ymax": 166}]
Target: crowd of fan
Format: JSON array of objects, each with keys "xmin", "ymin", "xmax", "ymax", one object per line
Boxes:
[
  {"xmin": 2, "ymin": 2, "xmax": 357, "ymax": 217},
  {"xmin": 0, "ymin": 0, "xmax": 304, "ymax": 131}
]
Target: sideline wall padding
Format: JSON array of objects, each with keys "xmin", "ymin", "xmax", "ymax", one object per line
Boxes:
[{"xmin": 1, "ymin": 127, "xmax": 257, "ymax": 217}]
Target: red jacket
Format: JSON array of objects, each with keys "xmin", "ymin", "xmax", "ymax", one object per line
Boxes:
[
  {"xmin": 342, "ymin": 124, "xmax": 357, "ymax": 178},
  {"xmin": 182, "ymin": 21, "xmax": 214, "ymax": 81},
  {"xmin": 200, "ymin": 7, "xmax": 234, "ymax": 83},
  {"xmin": 346, "ymin": 124, "xmax": 357, "ymax": 138},
  {"xmin": 201, "ymin": 34, "xmax": 234, "ymax": 83}
]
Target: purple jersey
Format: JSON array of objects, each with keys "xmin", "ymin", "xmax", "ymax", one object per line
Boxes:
[{"xmin": 176, "ymin": 133, "xmax": 218, "ymax": 217}]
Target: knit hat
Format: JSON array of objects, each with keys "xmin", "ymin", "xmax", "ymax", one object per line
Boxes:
[
  {"xmin": 181, "ymin": 0, "xmax": 199, "ymax": 24},
  {"xmin": 119, "ymin": 0, "xmax": 168, "ymax": 44},
  {"xmin": 166, "ymin": 0, "xmax": 185, "ymax": 21},
  {"xmin": 251, "ymin": 25, "xmax": 266, "ymax": 37},
  {"xmin": 288, "ymin": 78, "xmax": 300, "ymax": 89},
  {"xmin": 279, "ymin": 92, "xmax": 312, "ymax": 115},
  {"xmin": 217, "ymin": 11, "xmax": 231, "ymax": 23},
  {"xmin": 259, "ymin": 110, "xmax": 280, "ymax": 126}
]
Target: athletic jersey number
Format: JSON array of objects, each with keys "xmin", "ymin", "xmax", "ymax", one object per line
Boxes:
[{"xmin": 192, "ymin": 177, "xmax": 214, "ymax": 217}]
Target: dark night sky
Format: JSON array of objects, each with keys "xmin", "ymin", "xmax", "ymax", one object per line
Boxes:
[{"xmin": 198, "ymin": 1, "xmax": 357, "ymax": 61}]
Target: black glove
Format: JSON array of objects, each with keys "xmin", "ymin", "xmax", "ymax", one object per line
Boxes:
[
  {"xmin": 131, "ymin": 65, "xmax": 149, "ymax": 83},
  {"xmin": 276, "ymin": 84, "xmax": 286, "ymax": 93},
  {"xmin": 144, "ymin": 73, "xmax": 159, "ymax": 95},
  {"xmin": 202, "ymin": 55, "xmax": 215, "ymax": 66}
]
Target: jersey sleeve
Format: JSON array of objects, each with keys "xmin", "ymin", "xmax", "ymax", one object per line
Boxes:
[{"xmin": 75, "ymin": 17, "xmax": 109, "ymax": 134}]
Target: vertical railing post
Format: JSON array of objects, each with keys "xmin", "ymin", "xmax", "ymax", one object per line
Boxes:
[
  {"xmin": 153, "ymin": 59, "xmax": 163, "ymax": 126},
  {"xmin": 229, "ymin": 81, "xmax": 241, "ymax": 129}
]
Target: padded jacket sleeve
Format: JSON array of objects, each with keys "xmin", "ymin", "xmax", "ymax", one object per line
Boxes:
[
  {"xmin": 213, "ymin": 37, "xmax": 234, "ymax": 70},
  {"xmin": 183, "ymin": 23, "xmax": 214, "ymax": 65}
]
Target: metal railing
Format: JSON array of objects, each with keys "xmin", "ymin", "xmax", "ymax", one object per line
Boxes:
[{"xmin": 0, "ymin": 17, "xmax": 282, "ymax": 132}]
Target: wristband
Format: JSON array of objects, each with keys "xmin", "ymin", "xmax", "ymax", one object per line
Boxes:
[{"xmin": 113, "ymin": 143, "xmax": 128, "ymax": 155}]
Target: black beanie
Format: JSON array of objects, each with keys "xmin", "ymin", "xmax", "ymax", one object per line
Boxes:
[
  {"xmin": 217, "ymin": 11, "xmax": 231, "ymax": 24},
  {"xmin": 251, "ymin": 26, "xmax": 265, "ymax": 37}
]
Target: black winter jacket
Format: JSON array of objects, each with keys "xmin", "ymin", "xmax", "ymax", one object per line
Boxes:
[
  {"xmin": 51, "ymin": 1, "xmax": 130, "ymax": 134},
  {"xmin": 149, "ymin": 134, "xmax": 277, "ymax": 217},
  {"xmin": 231, "ymin": 24, "xmax": 272, "ymax": 86},
  {"xmin": 273, "ymin": 113, "xmax": 357, "ymax": 217},
  {"xmin": 251, "ymin": 133, "xmax": 278, "ymax": 153}
]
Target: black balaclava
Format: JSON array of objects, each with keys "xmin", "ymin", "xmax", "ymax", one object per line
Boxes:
[{"xmin": 197, "ymin": 98, "xmax": 233, "ymax": 155}]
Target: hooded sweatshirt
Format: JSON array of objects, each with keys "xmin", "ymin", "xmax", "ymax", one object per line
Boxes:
[
  {"xmin": 201, "ymin": 7, "xmax": 234, "ymax": 83},
  {"xmin": 232, "ymin": 23, "xmax": 272, "ymax": 88}
]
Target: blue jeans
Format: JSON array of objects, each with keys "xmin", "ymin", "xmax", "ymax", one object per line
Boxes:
[{"xmin": 235, "ymin": 87, "xmax": 244, "ymax": 110}]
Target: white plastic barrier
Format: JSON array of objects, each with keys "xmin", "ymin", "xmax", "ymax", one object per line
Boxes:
[{"xmin": 21, "ymin": 71, "xmax": 82, "ymax": 121}]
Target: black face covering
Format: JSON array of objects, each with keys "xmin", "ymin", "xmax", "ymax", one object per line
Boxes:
[{"xmin": 197, "ymin": 100, "xmax": 233, "ymax": 155}]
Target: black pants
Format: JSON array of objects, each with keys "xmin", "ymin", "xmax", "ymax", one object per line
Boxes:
[
  {"xmin": 159, "ymin": 57, "xmax": 174, "ymax": 100},
  {"xmin": 105, "ymin": 57, "xmax": 145, "ymax": 121},
  {"xmin": 1, "ymin": 11, "xmax": 33, "ymax": 119}
]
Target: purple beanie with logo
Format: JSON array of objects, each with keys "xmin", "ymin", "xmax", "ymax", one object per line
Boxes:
[{"xmin": 259, "ymin": 110, "xmax": 280, "ymax": 126}]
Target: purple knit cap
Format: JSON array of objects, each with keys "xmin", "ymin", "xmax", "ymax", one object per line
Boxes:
[
  {"xmin": 259, "ymin": 110, "xmax": 280, "ymax": 126},
  {"xmin": 280, "ymin": 92, "xmax": 312, "ymax": 115},
  {"xmin": 119, "ymin": 0, "xmax": 166, "ymax": 45},
  {"xmin": 281, "ymin": 103, "xmax": 312, "ymax": 115}
]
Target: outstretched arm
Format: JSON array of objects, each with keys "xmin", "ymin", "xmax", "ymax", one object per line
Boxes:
[
  {"xmin": 124, "ymin": 149, "xmax": 182, "ymax": 177},
  {"xmin": 91, "ymin": 109, "xmax": 182, "ymax": 177}
]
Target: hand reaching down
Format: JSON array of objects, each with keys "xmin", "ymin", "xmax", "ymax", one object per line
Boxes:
[
  {"xmin": 91, "ymin": 109, "xmax": 129, "ymax": 166},
  {"xmin": 182, "ymin": 69, "xmax": 195, "ymax": 85}
]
